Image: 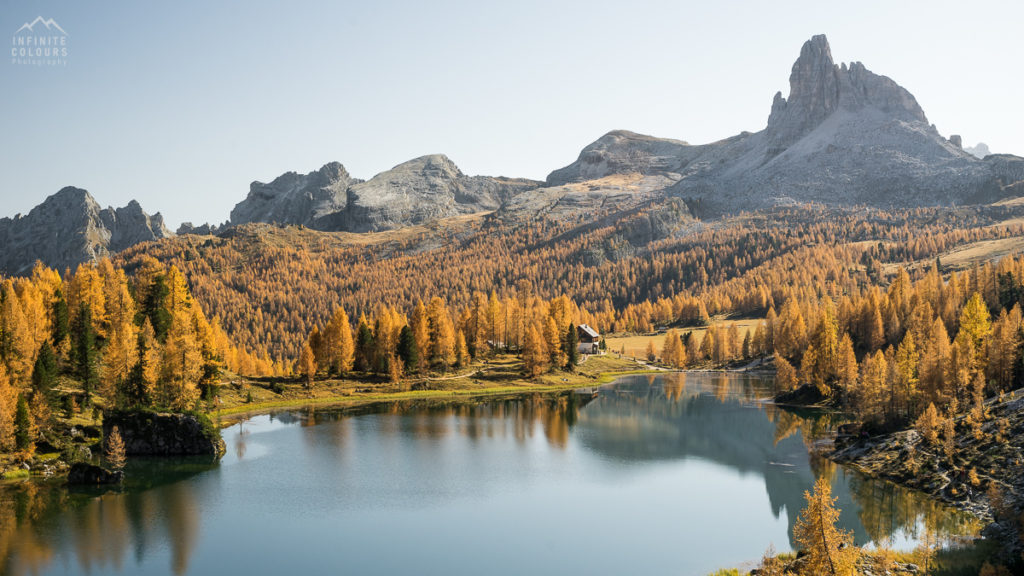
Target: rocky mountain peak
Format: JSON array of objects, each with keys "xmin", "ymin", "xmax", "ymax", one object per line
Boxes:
[
  {"xmin": 50, "ymin": 185, "xmax": 98, "ymax": 206},
  {"xmin": 0, "ymin": 188, "xmax": 171, "ymax": 275},
  {"xmin": 546, "ymin": 130, "xmax": 692, "ymax": 185},
  {"xmin": 766, "ymin": 35, "xmax": 840, "ymax": 155},
  {"xmin": 230, "ymin": 162, "xmax": 357, "ymax": 228},
  {"xmin": 546, "ymin": 34, "xmax": 1024, "ymax": 213},
  {"xmin": 965, "ymin": 142, "xmax": 992, "ymax": 159},
  {"xmin": 387, "ymin": 154, "xmax": 464, "ymax": 180},
  {"xmin": 766, "ymin": 34, "xmax": 927, "ymax": 156}
]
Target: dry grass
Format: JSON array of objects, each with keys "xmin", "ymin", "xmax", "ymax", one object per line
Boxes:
[
  {"xmin": 882, "ymin": 235, "xmax": 1024, "ymax": 275},
  {"xmin": 605, "ymin": 317, "xmax": 763, "ymax": 360},
  {"xmin": 210, "ymin": 353, "xmax": 649, "ymax": 418},
  {"xmin": 181, "ymin": 211, "xmax": 491, "ymax": 253},
  {"xmin": 991, "ymin": 196, "xmax": 1024, "ymax": 207}
]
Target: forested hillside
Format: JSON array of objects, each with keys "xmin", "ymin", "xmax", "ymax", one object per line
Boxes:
[{"xmin": 117, "ymin": 202, "xmax": 1024, "ymax": 365}]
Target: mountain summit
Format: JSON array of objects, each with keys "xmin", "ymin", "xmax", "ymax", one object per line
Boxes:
[
  {"xmin": 0, "ymin": 187, "xmax": 171, "ymax": 275},
  {"xmin": 766, "ymin": 34, "xmax": 927, "ymax": 156},
  {"xmin": 548, "ymin": 34, "xmax": 1024, "ymax": 213}
]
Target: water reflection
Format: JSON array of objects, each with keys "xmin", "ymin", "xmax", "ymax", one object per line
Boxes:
[
  {"xmin": 277, "ymin": 393, "xmax": 586, "ymax": 452},
  {"xmin": 0, "ymin": 373, "xmax": 979, "ymax": 576},
  {"xmin": 574, "ymin": 374, "xmax": 978, "ymax": 547},
  {"xmin": 1, "ymin": 458, "xmax": 214, "ymax": 576}
]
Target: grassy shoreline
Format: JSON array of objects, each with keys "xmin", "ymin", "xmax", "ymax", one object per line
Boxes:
[{"xmin": 208, "ymin": 355, "xmax": 657, "ymax": 423}]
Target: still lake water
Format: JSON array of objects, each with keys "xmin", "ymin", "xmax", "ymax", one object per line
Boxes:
[{"xmin": 1, "ymin": 373, "xmax": 978, "ymax": 576}]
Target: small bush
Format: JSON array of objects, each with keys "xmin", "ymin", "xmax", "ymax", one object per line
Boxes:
[
  {"xmin": 2, "ymin": 469, "xmax": 30, "ymax": 481},
  {"xmin": 61, "ymin": 444, "xmax": 90, "ymax": 463}
]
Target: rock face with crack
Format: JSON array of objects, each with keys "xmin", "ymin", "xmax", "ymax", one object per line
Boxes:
[
  {"xmin": 0, "ymin": 187, "xmax": 172, "ymax": 275},
  {"xmin": 545, "ymin": 35, "xmax": 1024, "ymax": 214},
  {"xmin": 230, "ymin": 155, "xmax": 539, "ymax": 232}
]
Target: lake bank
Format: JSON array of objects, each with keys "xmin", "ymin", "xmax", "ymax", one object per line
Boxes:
[
  {"xmin": 829, "ymin": 391, "xmax": 1024, "ymax": 563},
  {"xmin": 208, "ymin": 353, "xmax": 654, "ymax": 422},
  {"xmin": 762, "ymin": 382, "xmax": 1024, "ymax": 571}
]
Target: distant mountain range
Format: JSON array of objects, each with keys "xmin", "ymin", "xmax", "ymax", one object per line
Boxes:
[
  {"xmin": 545, "ymin": 35, "xmax": 1024, "ymax": 214},
  {"xmin": 224, "ymin": 154, "xmax": 539, "ymax": 233},
  {"xmin": 5, "ymin": 34, "xmax": 1024, "ymax": 275}
]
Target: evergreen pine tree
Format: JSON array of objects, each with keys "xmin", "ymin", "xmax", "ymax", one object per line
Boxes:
[
  {"xmin": 141, "ymin": 274, "xmax": 172, "ymax": 342},
  {"xmin": 354, "ymin": 320, "xmax": 375, "ymax": 372},
  {"xmin": 73, "ymin": 303, "xmax": 99, "ymax": 403},
  {"xmin": 397, "ymin": 325, "xmax": 419, "ymax": 373},
  {"xmin": 31, "ymin": 340, "xmax": 58, "ymax": 400},
  {"xmin": 564, "ymin": 324, "xmax": 580, "ymax": 370},
  {"xmin": 14, "ymin": 394, "xmax": 33, "ymax": 452}
]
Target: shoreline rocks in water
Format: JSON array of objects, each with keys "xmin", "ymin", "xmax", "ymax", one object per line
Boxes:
[
  {"xmin": 66, "ymin": 463, "xmax": 123, "ymax": 485},
  {"xmin": 773, "ymin": 383, "xmax": 829, "ymax": 406},
  {"xmin": 103, "ymin": 410, "xmax": 226, "ymax": 458},
  {"xmin": 830, "ymin": 393, "xmax": 1024, "ymax": 520},
  {"xmin": 829, "ymin": 392, "xmax": 1024, "ymax": 562}
]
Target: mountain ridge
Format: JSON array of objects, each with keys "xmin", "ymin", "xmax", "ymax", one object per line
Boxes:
[
  {"xmin": 546, "ymin": 34, "xmax": 1024, "ymax": 214},
  {"xmin": 229, "ymin": 154, "xmax": 540, "ymax": 232},
  {"xmin": 4, "ymin": 34, "xmax": 1024, "ymax": 276}
]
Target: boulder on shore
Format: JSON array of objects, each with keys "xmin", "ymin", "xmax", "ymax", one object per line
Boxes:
[
  {"xmin": 67, "ymin": 463, "xmax": 123, "ymax": 485},
  {"xmin": 103, "ymin": 410, "xmax": 225, "ymax": 458}
]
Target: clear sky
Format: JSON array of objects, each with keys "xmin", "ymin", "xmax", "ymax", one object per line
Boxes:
[{"xmin": 2, "ymin": 0, "xmax": 1022, "ymax": 228}]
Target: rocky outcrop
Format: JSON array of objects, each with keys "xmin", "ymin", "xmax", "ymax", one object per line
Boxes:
[
  {"xmin": 0, "ymin": 187, "xmax": 172, "ymax": 276},
  {"xmin": 831, "ymin": 393, "xmax": 1024, "ymax": 523},
  {"xmin": 546, "ymin": 131, "xmax": 691, "ymax": 185},
  {"xmin": 231, "ymin": 155, "xmax": 540, "ymax": 232},
  {"xmin": 546, "ymin": 35, "xmax": 1024, "ymax": 214},
  {"xmin": 230, "ymin": 161, "xmax": 358, "ymax": 229},
  {"xmin": 103, "ymin": 410, "xmax": 225, "ymax": 458},
  {"xmin": 177, "ymin": 221, "xmax": 226, "ymax": 236},
  {"xmin": 67, "ymin": 463, "xmax": 123, "ymax": 485}
]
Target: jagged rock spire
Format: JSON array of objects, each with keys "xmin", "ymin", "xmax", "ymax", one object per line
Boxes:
[{"xmin": 766, "ymin": 34, "xmax": 928, "ymax": 156}]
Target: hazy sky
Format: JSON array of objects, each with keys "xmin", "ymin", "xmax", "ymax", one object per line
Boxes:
[{"xmin": 2, "ymin": 0, "xmax": 1022, "ymax": 228}]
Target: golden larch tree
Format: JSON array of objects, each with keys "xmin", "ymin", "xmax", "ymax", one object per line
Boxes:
[
  {"xmin": 105, "ymin": 425, "xmax": 127, "ymax": 470},
  {"xmin": 159, "ymin": 308, "xmax": 202, "ymax": 411},
  {"xmin": 522, "ymin": 324, "xmax": 548, "ymax": 377},
  {"xmin": 411, "ymin": 300, "xmax": 431, "ymax": 370},
  {"xmin": 427, "ymin": 297, "xmax": 457, "ymax": 369},
  {"xmin": 793, "ymin": 476, "xmax": 858, "ymax": 576},
  {"xmin": 0, "ymin": 364, "xmax": 16, "ymax": 451},
  {"xmin": 299, "ymin": 342, "xmax": 316, "ymax": 389},
  {"xmin": 323, "ymin": 306, "xmax": 355, "ymax": 374}
]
